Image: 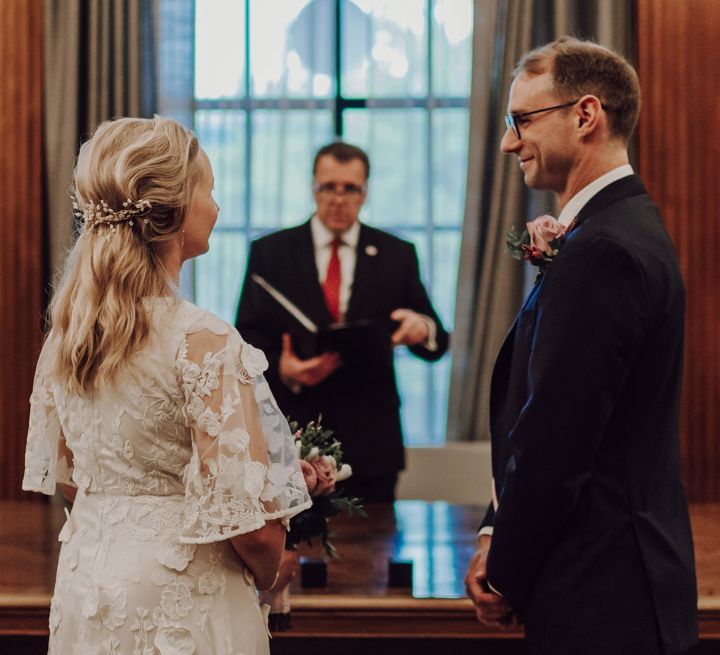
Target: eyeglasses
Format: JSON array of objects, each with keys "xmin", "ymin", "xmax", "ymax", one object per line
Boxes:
[
  {"xmin": 312, "ymin": 182, "xmax": 366, "ymax": 199},
  {"xmin": 504, "ymin": 99, "xmax": 579, "ymax": 139}
]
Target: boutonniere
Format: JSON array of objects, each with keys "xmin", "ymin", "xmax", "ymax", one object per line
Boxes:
[{"xmin": 506, "ymin": 214, "xmax": 572, "ymax": 277}]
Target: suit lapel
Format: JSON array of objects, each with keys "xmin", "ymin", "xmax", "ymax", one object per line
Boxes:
[
  {"xmin": 574, "ymin": 175, "xmax": 647, "ymax": 230},
  {"xmin": 489, "ymin": 277, "xmax": 542, "ymax": 429},
  {"xmin": 345, "ymin": 224, "xmax": 378, "ymax": 322}
]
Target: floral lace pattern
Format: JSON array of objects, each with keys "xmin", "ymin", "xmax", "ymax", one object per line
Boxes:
[{"xmin": 24, "ymin": 299, "xmax": 312, "ymax": 654}]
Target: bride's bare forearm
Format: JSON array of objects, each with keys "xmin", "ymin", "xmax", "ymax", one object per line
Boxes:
[
  {"xmin": 230, "ymin": 520, "xmax": 286, "ymax": 589},
  {"xmin": 59, "ymin": 483, "xmax": 77, "ymax": 504}
]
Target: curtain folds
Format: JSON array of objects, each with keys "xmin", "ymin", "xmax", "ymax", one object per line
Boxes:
[
  {"xmin": 446, "ymin": 0, "xmax": 533, "ymax": 443},
  {"xmin": 446, "ymin": 0, "xmax": 634, "ymax": 442},
  {"xmin": 43, "ymin": 0, "xmax": 157, "ymax": 280}
]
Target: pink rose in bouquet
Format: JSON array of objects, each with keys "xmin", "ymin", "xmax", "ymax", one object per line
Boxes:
[
  {"xmin": 299, "ymin": 460, "xmax": 318, "ymax": 495},
  {"xmin": 299, "ymin": 451, "xmax": 345, "ymax": 497},
  {"xmin": 312, "ymin": 455, "xmax": 338, "ymax": 496}
]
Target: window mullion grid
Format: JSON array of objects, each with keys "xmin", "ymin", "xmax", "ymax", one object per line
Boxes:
[
  {"xmin": 210, "ymin": 1, "xmax": 459, "ymax": 445},
  {"xmin": 334, "ymin": 0, "xmax": 342, "ymax": 136},
  {"xmin": 244, "ymin": 0, "xmax": 252, "ymax": 246},
  {"xmin": 332, "ymin": 0, "xmax": 441, "ymax": 445},
  {"xmin": 186, "ymin": 0, "xmax": 197, "ymax": 301},
  {"xmin": 426, "ymin": 0, "xmax": 436, "ymax": 443}
]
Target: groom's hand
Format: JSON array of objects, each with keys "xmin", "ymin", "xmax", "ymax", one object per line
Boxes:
[{"xmin": 465, "ymin": 535, "xmax": 515, "ymax": 628}]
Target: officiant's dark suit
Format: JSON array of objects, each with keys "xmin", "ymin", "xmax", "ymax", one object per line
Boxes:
[
  {"xmin": 235, "ymin": 143, "xmax": 448, "ymax": 501},
  {"xmin": 465, "ymin": 38, "xmax": 697, "ymax": 655}
]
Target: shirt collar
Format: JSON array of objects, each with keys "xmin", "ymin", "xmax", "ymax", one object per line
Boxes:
[
  {"xmin": 310, "ymin": 214, "xmax": 361, "ymax": 248},
  {"xmin": 557, "ymin": 164, "xmax": 634, "ymax": 226}
]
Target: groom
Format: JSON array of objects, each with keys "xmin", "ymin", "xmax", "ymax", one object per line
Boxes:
[{"xmin": 464, "ymin": 37, "xmax": 698, "ymax": 654}]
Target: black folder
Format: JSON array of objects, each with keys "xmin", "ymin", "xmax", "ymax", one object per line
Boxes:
[
  {"xmin": 251, "ymin": 274, "xmax": 394, "ymax": 365},
  {"xmin": 291, "ymin": 319, "xmax": 394, "ymax": 363}
]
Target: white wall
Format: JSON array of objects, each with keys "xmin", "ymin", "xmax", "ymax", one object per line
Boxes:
[{"xmin": 396, "ymin": 442, "xmax": 492, "ymax": 505}]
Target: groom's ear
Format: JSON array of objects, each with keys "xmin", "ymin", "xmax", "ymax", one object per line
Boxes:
[{"xmin": 576, "ymin": 95, "xmax": 604, "ymax": 137}]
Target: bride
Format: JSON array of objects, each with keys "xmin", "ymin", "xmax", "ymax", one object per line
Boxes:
[{"xmin": 23, "ymin": 116, "xmax": 311, "ymax": 654}]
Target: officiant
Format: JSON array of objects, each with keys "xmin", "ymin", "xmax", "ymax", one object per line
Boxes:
[{"xmin": 235, "ymin": 141, "xmax": 449, "ymax": 502}]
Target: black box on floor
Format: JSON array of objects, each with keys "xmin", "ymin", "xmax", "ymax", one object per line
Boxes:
[
  {"xmin": 388, "ymin": 558, "xmax": 413, "ymax": 588},
  {"xmin": 300, "ymin": 557, "xmax": 327, "ymax": 588}
]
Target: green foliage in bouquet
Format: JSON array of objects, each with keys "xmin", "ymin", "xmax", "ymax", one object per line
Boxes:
[{"xmin": 287, "ymin": 417, "xmax": 366, "ymax": 557}]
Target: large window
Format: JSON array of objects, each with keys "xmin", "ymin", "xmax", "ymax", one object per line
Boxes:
[{"xmin": 159, "ymin": 0, "xmax": 472, "ymax": 445}]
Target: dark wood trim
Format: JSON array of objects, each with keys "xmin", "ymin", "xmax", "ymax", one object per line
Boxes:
[{"xmin": 0, "ymin": 0, "xmax": 45, "ymax": 500}]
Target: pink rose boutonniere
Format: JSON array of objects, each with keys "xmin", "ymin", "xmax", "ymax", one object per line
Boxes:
[{"xmin": 506, "ymin": 214, "xmax": 570, "ymax": 276}]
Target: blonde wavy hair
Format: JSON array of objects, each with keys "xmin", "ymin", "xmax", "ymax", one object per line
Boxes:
[{"xmin": 48, "ymin": 116, "xmax": 202, "ymax": 394}]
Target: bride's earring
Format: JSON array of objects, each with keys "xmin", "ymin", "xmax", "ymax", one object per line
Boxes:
[{"xmin": 180, "ymin": 229, "xmax": 185, "ymax": 249}]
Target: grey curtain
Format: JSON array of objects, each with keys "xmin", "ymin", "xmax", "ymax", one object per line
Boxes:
[
  {"xmin": 446, "ymin": 0, "xmax": 634, "ymax": 443},
  {"xmin": 44, "ymin": 0, "xmax": 157, "ymax": 279}
]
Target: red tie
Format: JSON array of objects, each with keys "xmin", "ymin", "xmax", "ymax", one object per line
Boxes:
[{"xmin": 322, "ymin": 238, "xmax": 342, "ymax": 322}]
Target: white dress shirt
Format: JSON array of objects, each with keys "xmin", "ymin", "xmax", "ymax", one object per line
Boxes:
[{"xmin": 557, "ymin": 164, "xmax": 634, "ymax": 227}]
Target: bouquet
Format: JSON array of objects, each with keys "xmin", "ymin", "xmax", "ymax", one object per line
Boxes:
[
  {"xmin": 287, "ymin": 416, "xmax": 366, "ymax": 557},
  {"xmin": 260, "ymin": 417, "xmax": 365, "ymax": 631}
]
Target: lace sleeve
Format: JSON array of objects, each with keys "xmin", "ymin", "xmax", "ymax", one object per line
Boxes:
[
  {"xmin": 176, "ymin": 313, "xmax": 311, "ymax": 544},
  {"xmin": 22, "ymin": 339, "xmax": 75, "ymax": 495}
]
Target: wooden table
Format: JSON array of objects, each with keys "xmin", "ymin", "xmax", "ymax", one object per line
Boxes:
[
  {"xmin": 274, "ymin": 501, "xmax": 720, "ymax": 654},
  {"xmin": 1, "ymin": 500, "xmax": 718, "ymax": 655}
]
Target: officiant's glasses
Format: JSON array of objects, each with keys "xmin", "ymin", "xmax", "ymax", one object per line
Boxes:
[
  {"xmin": 505, "ymin": 99, "xmax": 579, "ymax": 139},
  {"xmin": 313, "ymin": 182, "xmax": 366, "ymax": 199}
]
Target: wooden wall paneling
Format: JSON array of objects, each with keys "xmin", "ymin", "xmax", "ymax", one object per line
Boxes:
[
  {"xmin": 637, "ymin": 0, "xmax": 720, "ymax": 501},
  {"xmin": 0, "ymin": 0, "xmax": 45, "ymax": 500}
]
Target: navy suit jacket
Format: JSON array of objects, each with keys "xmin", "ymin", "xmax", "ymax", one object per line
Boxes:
[
  {"xmin": 483, "ymin": 176, "xmax": 698, "ymax": 655},
  {"xmin": 235, "ymin": 220, "xmax": 448, "ymax": 478}
]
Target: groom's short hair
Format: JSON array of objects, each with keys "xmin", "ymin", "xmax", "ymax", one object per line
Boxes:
[{"xmin": 514, "ymin": 36, "xmax": 640, "ymax": 142}]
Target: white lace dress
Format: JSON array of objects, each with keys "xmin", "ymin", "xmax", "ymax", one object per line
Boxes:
[{"xmin": 22, "ymin": 298, "xmax": 312, "ymax": 655}]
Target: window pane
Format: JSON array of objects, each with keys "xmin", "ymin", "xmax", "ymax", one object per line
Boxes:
[
  {"xmin": 195, "ymin": 0, "xmax": 245, "ymax": 99},
  {"xmin": 250, "ymin": 110, "xmax": 333, "ymax": 229},
  {"xmin": 396, "ymin": 351, "xmax": 433, "ymax": 445},
  {"xmin": 432, "ymin": 108, "xmax": 468, "ymax": 227},
  {"xmin": 344, "ymin": 109, "xmax": 428, "ymax": 227},
  {"xmin": 158, "ymin": 0, "xmax": 194, "ymax": 126},
  {"xmin": 194, "ymin": 231, "xmax": 247, "ymax": 323},
  {"xmin": 250, "ymin": 0, "xmax": 334, "ymax": 98},
  {"xmin": 431, "ymin": 0, "xmax": 473, "ymax": 97},
  {"xmin": 432, "ymin": 354, "xmax": 451, "ymax": 443},
  {"xmin": 393, "ymin": 227, "xmax": 452, "ymax": 446},
  {"xmin": 194, "ymin": 110, "xmax": 246, "ymax": 228},
  {"xmin": 342, "ymin": 0, "xmax": 427, "ymax": 98}
]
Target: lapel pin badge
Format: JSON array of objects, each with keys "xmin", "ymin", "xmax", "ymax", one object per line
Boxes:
[{"xmin": 365, "ymin": 245, "xmax": 378, "ymax": 256}]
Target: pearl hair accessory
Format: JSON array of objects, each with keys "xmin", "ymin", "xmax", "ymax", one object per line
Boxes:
[{"xmin": 73, "ymin": 197, "xmax": 152, "ymax": 238}]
